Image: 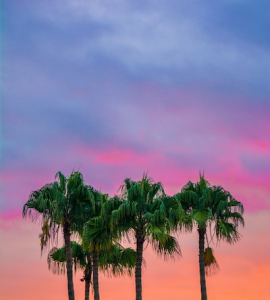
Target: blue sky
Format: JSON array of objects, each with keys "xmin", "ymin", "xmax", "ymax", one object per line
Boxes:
[{"xmin": 1, "ymin": 0, "xmax": 269, "ymax": 214}]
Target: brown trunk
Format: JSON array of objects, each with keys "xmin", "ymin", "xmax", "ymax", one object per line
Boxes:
[
  {"xmin": 84, "ymin": 262, "xmax": 92, "ymax": 300},
  {"xmin": 93, "ymin": 248, "xmax": 100, "ymax": 300},
  {"xmin": 85, "ymin": 278, "xmax": 90, "ymax": 300},
  {"xmin": 198, "ymin": 227, "xmax": 207, "ymax": 300},
  {"xmin": 135, "ymin": 231, "xmax": 145, "ymax": 300},
  {"xmin": 64, "ymin": 222, "xmax": 75, "ymax": 300}
]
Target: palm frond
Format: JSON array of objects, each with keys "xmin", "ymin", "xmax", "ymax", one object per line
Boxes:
[
  {"xmin": 47, "ymin": 241, "xmax": 88, "ymax": 275},
  {"xmin": 99, "ymin": 244, "xmax": 136, "ymax": 277},
  {"xmin": 216, "ymin": 220, "xmax": 242, "ymax": 244},
  {"xmin": 151, "ymin": 234, "xmax": 181, "ymax": 260},
  {"xmin": 204, "ymin": 247, "xmax": 220, "ymax": 276}
]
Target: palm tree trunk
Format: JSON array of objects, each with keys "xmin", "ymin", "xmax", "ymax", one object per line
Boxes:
[
  {"xmin": 84, "ymin": 262, "xmax": 92, "ymax": 300},
  {"xmin": 64, "ymin": 224, "xmax": 75, "ymax": 300},
  {"xmin": 135, "ymin": 232, "xmax": 145, "ymax": 300},
  {"xmin": 93, "ymin": 249, "xmax": 100, "ymax": 300},
  {"xmin": 85, "ymin": 279, "xmax": 90, "ymax": 300},
  {"xmin": 198, "ymin": 227, "xmax": 207, "ymax": 300}
]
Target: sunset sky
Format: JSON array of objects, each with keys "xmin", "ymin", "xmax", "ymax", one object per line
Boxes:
[{"xmin": 1, "ymin": 1, "xmax": 269, "ymax": 299}]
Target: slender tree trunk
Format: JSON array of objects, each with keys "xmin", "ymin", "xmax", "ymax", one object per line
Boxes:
[
  {"xmin": 85, "ymin": 279, "xmax": 90, "ymax": 300},
  {"xmin": 84, "ymin": 262, "xmax": 92, "ymax": 300},
  {"xmin": 64, "ymin": 223, "xmax": 75, "ymax": 300},
  {"xmin": 135, "ymin": 231, "xmax": 145, "ymax": 300},
  {"xmin": 198, "ymin": 227, "xmax": 207, "ymax": 300},
  {"xmin": 93, "ymin": 248, "xmax": 100, "ymax": 300}
]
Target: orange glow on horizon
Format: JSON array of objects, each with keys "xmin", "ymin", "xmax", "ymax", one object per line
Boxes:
[{"xmin": 0, "ymin": 211, "xmax": 270, "ymax": 300}]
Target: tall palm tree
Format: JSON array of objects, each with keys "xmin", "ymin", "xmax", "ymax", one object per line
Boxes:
[
  {"xmin": 82, "ymin": 192, "xmax": 112, "ymax": 300},
  {"xmin": 105, "ymin": 174, "xmax": 181, "ymax": 300},
  {"xmin": 176, "ymin": 174, "xmax": 244, "ymax": 300},
  {"xmin": 83, "ymin": 212, "xmax": 119, "ymax": 300},
  {"xmin": 23, "ymin": 171, "xmax": 98, "ymax": 300},
  {"xmin": 47, "ymin": 241, "xmax": 136, "ymax": 300},
  {"xmin": 83, "ymin": 214, "xmax": 137, "ymax": 300}
]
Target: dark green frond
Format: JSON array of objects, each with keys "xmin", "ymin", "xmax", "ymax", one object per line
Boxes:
[
  {"xmin": 47, "ymin": 241, "xmax": 88, "ymax": 275},
  {"xmin": 83, "ymin": 217, "xmax": 114, "ymax": 252},
  {"xmin": 48, "ymin": 247, "xmax": 67, "ymax": 275},
  {"xmin": 55, "ymin": 171, "xmax": 67, "ymax": 193},
  {"xmin": 152, "ymin": 234, "xmax": 181, "ymax": 260},
  {"xmin": 216, "ymin": 220, "xmax": 241, "ymax": 244},
  {"xmin": 99, "ymin": 244, "xmax": 136, "ymax": 277}
]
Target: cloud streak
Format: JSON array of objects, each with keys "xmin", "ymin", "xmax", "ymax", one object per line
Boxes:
[{"xmin": 1, "ymin": 0, "xmax": 269, "ymax": 238}]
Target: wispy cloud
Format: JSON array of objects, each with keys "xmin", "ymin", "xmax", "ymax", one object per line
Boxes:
[{"xmin": 1, "ymin": 0, "xmax": 269, "ymax": 216}]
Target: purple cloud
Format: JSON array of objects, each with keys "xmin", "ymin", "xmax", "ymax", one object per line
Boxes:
[{"xmin": 1, "ymin": 0, "xmax": 269, "ymax": 216}]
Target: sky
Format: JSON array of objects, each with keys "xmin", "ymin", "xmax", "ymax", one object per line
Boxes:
[{"xmin": 0, "ymin": 0, "xmax": 269, "ymax": 299}]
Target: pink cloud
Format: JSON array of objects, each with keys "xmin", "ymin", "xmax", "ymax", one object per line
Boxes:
[
  {"xmin": 96, "ymin": 150, "xmax": 145, "ymax": 164},
  {"xmin": 1, "ymin": 136, "xmax": 269, "ymax": 219},
  {"xmin": 73, "ymin": 146, "xmax": 161, "ymax": 166}
]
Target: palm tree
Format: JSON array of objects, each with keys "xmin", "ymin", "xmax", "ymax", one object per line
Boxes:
[
  {"xmin": 48, "ymin": 241, "xmax": 91, "ymax": 300},
  {"xmin": 83, "ymin": 214, "xmax": 137, "ymax": 300},
  {"xmin": 176, "ymin": 174, "xmax": 244, "ymax": 300},
  {"xmin": 105, "ymin": 174, "xmax": 181, "ymax": 300},
  {"xmin": 23, "ymin": 171, "xmax": 98, "ymax": 300},
  {"xmin": 47, "ymin": 241, "xmax": 136, "ymax": 300},
  {"xmin": 82, "ymin": 192, "xmax": 112, "ymax": 300},
  {"xmin": 83, "ymin": 212, "xmax": 118, "ymax": 300}
]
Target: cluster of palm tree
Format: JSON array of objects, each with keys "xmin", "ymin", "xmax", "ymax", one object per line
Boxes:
[{"xmin": 23, "ymin": 171, "xmax": 244, "ymax": 300}]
